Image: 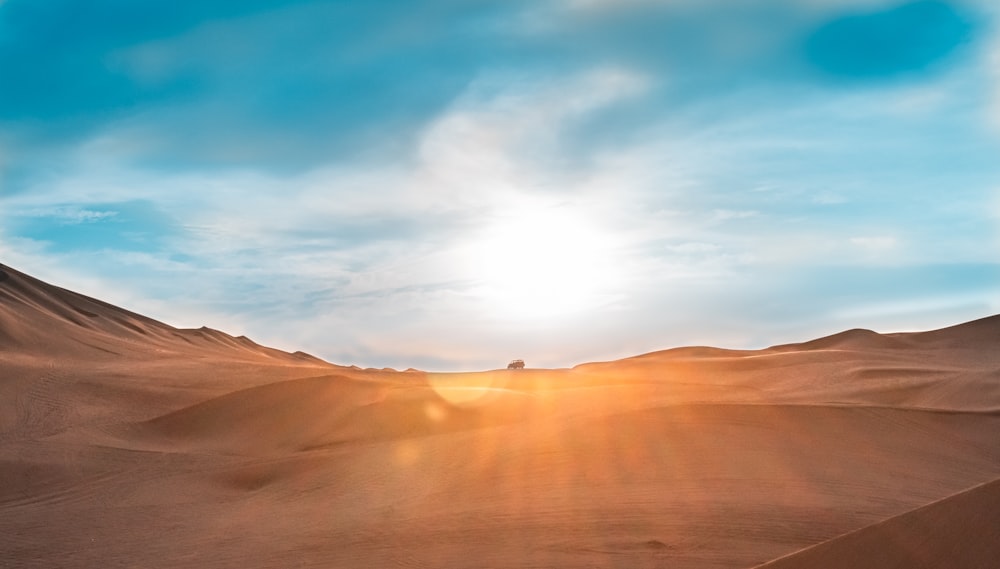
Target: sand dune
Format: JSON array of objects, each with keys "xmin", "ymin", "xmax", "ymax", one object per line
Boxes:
[
  {"xmin": 2, "ymin": 262, "xmax": 999, "ymax": 568},
  {"xmin": 0, "ymin": 263, "xmax": 328, "ymax": 363}
]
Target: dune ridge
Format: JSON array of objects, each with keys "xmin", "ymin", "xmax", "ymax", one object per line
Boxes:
[
  {"xmin": 2, "ymin": 262, "xmax": 999, "ymax": 568},
  {"xmin": 0, "ymin": 262, "xmax": 328, "ymax": 363}
]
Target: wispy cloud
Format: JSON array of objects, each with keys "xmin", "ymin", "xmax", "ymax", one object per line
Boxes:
[
  {"xmin": 20, "ymin": 206, "xmax": 119, "ymax": 224},
  {"xmin": 849, "ymin": 235, "xmax": 899, "ymax": 251}
]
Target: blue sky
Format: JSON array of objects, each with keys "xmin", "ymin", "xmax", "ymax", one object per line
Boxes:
[{"xmin": 2, "ymin": 0, "xmax": 1000, "ymax": 370}]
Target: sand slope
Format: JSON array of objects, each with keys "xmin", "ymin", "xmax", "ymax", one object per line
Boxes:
[
  {"xmin": 0, "ymin": 262, "xmax": 326, "ymax": 363},
  {"xmin": 755, "ymin": 476, "xmax": 1000, "ymax": 569},
  {"xmin": 2, "ymin": 262, "xmax": 1000, "ymax": 568}
]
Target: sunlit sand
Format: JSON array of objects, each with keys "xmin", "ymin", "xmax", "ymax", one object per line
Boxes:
[{"xmin": 2, "ymin": 262, "xmax": 999, "ymax": 568}]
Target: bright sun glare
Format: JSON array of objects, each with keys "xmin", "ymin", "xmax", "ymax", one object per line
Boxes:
[{"xmin": 468, "ymin": 203, "xmax": 621, "ymax": 321}]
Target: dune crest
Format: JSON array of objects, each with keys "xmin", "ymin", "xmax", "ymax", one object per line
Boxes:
[{"xmin": 0, "ymin": 262, "xmax": 329, "ymax": 363}]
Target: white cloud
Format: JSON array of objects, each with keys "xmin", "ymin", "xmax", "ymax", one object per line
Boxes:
[
  {"xmin": 812, "ymin": 191, "xmax": 847, "ymax": 205},
  {"xmin": 19, "ymin": 206, "xmax": 119, "ymax": 224},
  {"xmin": 711, "ymin": 209, "xmax": 758, "ymax": 222},
  {"xmin": 415, "ymin": 66, "xmax": 650, "ymax": 204},
  {"xmin": 849, "ymin": 235, "xmax": 898, "ymax": 251},
  {"xmin": 558, "ymin": 0, "xmax": 896, "ymax": 12}
]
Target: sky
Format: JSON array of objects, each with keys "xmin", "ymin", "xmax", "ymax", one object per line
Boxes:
[{"xmin": 2, "ymin": 0, "xmax": 1000, "ymax": 370}]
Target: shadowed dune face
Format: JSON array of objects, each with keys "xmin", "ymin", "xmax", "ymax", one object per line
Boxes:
[
  {"xmin": 754, "ymin": 476, "xmax": 1000, "ymax": 569},
  {"xmin": 2, "ymin": 262, "xmax": 1000, "ymax": 568}
]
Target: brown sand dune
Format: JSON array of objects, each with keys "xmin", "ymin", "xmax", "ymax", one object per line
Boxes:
[
  {"xmin": 0, "ymin": 262, "xmax": 339, "ymax": 440},
  {"xmin": 772, "ymin": 327, "xmax": 915, "ymax": 351},
  {"xmin": 572, "ymin": 316, "xmax": 1000, "ymax": 412},
  {"xmin": 2, "ymin": 262, "xmax": 1000, "ymax": 568},
  {"xmin": 0, "ymin": 262, "xmax": 329, "ymax": 363},
  {"xmin": 126, "ymin": 373, "xmax": 541, "ymax": 455},
  {"xmin": 754, "ymin": 475, "xmax": 1000, "ymax": 569}
]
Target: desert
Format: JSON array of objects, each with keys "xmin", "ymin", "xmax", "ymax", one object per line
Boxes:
[
  {"xmin": 5, "ymin": 1, "xmax": 1000, "ymax": 567},
  {"xmin": 2, "ymin": 261, "xmax": 999, "ymax": 568}
]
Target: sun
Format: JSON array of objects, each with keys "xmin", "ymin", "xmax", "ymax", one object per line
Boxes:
[{"xmin": 466, "ymin": 203, "xmax": 621, "ymax": 321}]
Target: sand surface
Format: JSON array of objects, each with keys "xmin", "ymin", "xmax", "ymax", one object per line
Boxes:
[{"xmin": 2, "ymin": 262, "xmax": 999, "ymax": 568}]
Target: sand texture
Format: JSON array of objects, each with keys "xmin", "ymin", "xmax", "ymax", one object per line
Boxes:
[{"xmin": 2, "ymin": 262, "xmax": 999, "ymax": 568}]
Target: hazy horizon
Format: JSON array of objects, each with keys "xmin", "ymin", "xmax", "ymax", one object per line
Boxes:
[{"xmin": 3, "ymin": 0, "xmax": 1000, "ymax": 370}]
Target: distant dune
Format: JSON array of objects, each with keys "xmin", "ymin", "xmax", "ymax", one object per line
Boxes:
[{"xmin": 2, "ymin": 261, "xmax": 999, "ymax": 568}]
